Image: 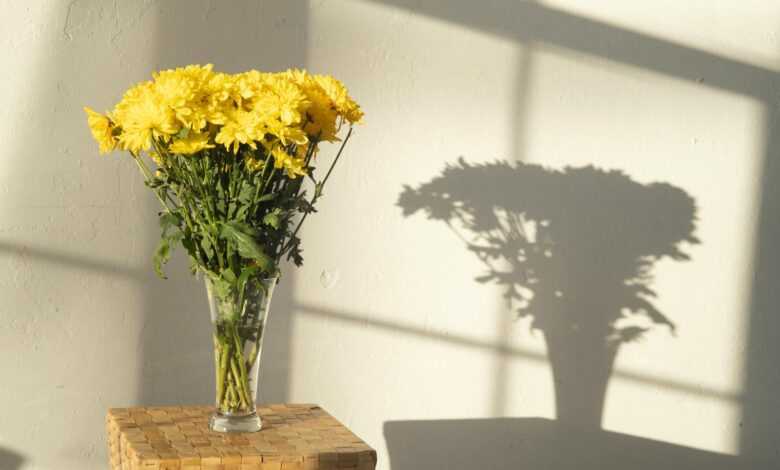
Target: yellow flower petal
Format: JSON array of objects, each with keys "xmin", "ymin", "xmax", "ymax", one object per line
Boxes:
[
  {"xmin": 169, "ymin": 131, "xmax": 215, "ymax": 155},
  {"xmin": 84, "ymin": 107, "xmax": 117, "ymax": 154}
]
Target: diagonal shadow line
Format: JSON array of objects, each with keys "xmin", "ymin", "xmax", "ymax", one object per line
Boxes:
[
  {"xmin": 366, "ymin": 0, "xmax": 780, "ymax": 100},
  {"xmin": 0, "ymin": 241, "xmax": 144, "ymax": 280},
  {"xmin": 294, "ymin": 303, "xmax": 742, "ymax": 403}
]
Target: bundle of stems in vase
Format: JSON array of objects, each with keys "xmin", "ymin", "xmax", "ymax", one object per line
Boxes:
[
  {"xmin": 209, "ymin": 278, "xmax": 274, "ymax": 414},
  {"xmin": 84, "ymin": 64, "xmax": 362, "ymax": 415}
]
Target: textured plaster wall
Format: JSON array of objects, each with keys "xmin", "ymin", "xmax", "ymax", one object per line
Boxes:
[
  {"xmin": 0, "ymin": 2, "xmax": 160, "ymax": 469},
  {"xmin": 0, "ymin": 1, "xmax": 306, "ymax": 469},
  {"xmin": 1, "ymin": 1, "xmax": 779, "ymax": 470},
  {"xmin": 291, "ymin": 1, "xmax": 780, "ymax": 469}
]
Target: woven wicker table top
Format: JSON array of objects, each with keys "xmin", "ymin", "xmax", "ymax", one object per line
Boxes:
[{"xmin": 106, "ymin": 404, "xmax": 376, "ymax": 470}]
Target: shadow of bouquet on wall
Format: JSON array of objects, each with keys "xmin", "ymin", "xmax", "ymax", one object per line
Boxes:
[
  {"xmin": 398, "ymin": 158, "xmax": 699, "ymax": 429},
  {"xmin": 0, "ymin": 447, "xmax": 25, "ymax": 470}
]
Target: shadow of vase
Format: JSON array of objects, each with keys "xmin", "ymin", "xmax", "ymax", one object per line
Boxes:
[{"xmin": 398, "ymin": 158, "xmax": 698, "ymax": 429}]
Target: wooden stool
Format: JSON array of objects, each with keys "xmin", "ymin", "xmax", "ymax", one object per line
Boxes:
[{"xmin": 106, "ymin": 404, "xmax": 377, "ymax": 470}]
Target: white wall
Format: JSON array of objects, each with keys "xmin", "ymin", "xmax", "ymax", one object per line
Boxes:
[
  {"xmin": 1, "ymin": 1, "xmax": 779, "ymax": 469},
  {"xmin": 0, "ymin": 2, "xmax": 306, "ymax": 469},
  {"xmin": 294, "ymin": 1, "xmax": 780, "ymax": 469}
]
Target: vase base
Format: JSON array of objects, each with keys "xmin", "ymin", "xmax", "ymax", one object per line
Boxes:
[{"xmin": 209, "ymin": 412, "xmax": 262, "ymax": 433}]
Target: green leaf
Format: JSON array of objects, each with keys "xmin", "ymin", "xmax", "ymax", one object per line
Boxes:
[
  {"xmin": 220, "ymin": 220, "xmax": 257, "ymax": 237},
  {"xmin": 180, "ymin": 234, "xmax": 196, "ymax": 258},
  {"xmin": 200, "ymin": 237, "xmax": 214, "ymax": 259},
  {"xmin": 263, "ymin": 208, "xmax": 282, "ymax": 229},
  {"xmin": 215, "ymin": 199, "xmax": 226, "ymax": 216},
  {"xmin": 219, "ymin": 221, "xmax": 272, "ymax": 270},
  {"xmin": 235, "ymin": 204, "xmax": 250, "ymax": 221},
  {"xmin": 153, "ymin": 231, "xmax": 182, "ymax": 279},
  {"xmin": 296, "ymin": 196, "xmax": 315, "ymax": 214},
  {"xmin": 209, "ymin": 274, "xmax": 233, "ymax": 301},
  {"xmin": 238, "ymin": 265, "xmax": 260, "ymax": 293},
  {"xmin": 159, "ymin": 212, "xmax": 181, "ymax": 237},
  {"xmin": 153, "ymin": 238, "xmax": 171, "ymax": 279},
  {"xmin": 154, "ymin": 212, "xmax": 184, "ymax": 278},
  {"xmin": 237, "ymin": 182, "xmax": 255, "ymax": 204},
  {"xmin": 221, "ymin": 267, "xmax": 237, "ymax": 284},
  {"xmin": 285, "ymin": 236, "xmax": 304, "ymax": 266},
  {"xmin": 256, "ymin": 192, "xmax": 277, "ymax": 203},
  {"xmin": 236, "ymin": 265, "xmax": 261, "ymax": 306}
]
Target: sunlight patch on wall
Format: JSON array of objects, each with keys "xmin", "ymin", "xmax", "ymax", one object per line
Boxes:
[{"xmin": 543, "ymin": 0, "xmax": 780, "ymax": 72}]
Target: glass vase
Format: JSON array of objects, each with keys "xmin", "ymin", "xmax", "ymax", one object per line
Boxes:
[{"xmin": 204, "ymin": 274, "xmax": 278, "ymax": 433}]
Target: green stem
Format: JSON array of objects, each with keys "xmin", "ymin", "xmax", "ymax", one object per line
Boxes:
[
  {"xmin": 131, "ymin": 153, "xmax": 175, "ymax": 213},
  {"xmin": 154, "ymin": 143, "xmax": 221, "ymax": 270},
  {"xmin": 217, "ymin": 339, "xmax": 230, "ymax": 406},
  {"xmin": 320, "ymin": 126, "xmax": 352, "ymax": 190},
  {"xmin": 215, "ymin": 320, "xmax": 256, "ymax": 414},
  {"xmin": 230, "ymin": 324, "xmax": 252, "ymax": 406},
  {"xmin": 225, "ymin": 378, "xmax": 236, "ymax": 411},
  {"xmin": 246, "ymin": 337, "xmax": 260, "ymax": 373},
  {"xmin": 213, "ymin": 335, "xmax": 223, "ymax": 406},
  {"xmin": 227, "ymin": 367, "xmax": 243, "ymax": 410},
  {"xmin": 278, "ymin": 128, "xmax": 353, "ymax": 259},
  {"xmin": 253, "ymin": 156, "xmax": 273, "ymax": 202},
  {"xmin": 230, "ymin": 357, "xmax": 249, "ymax": 408}
]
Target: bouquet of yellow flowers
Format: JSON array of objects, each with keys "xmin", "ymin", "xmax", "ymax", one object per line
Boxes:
[{"xmin": 84, "ymin": 64, "xmax": 361, "ymax": 432}]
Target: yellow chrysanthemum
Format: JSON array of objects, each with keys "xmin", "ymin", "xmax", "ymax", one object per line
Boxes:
[
  {"xmin": 202, "ymin": 72, "xmax": 235, "ymax": 125},
  {"xmin": 301, "ymin": 83, "xmax": 339, "ymax": 141},
  {"xmin": 343, "ymin": 102, "xmax": 364, "ymax": 124},
  {"xmin": 232, "ymin": 70, "xmax": 264, "ymax": 105},
  {"xmin": 270, "ymin": 146, "xmax": 307, "ymax": 178},
  {"xmin": 265, "ymin": 120, "xmax": 308, "ymax": 146},
  {"xmin": 154, "ymin": 64, "xmax": 217, "ymax": 131},
  {"xmin": 169, "ymin": 131, "xmax": 215, "ymax": 155},
  {"xmin": 281, "ymin": 69, "xmax": 309, "ymax": 88},
  {"xmin": 112, "ymin": 81, "xmax": 180, "ymax": 153},
  {"xmin": 314, "ymin": 74, "xmax": 363, "ymax": 124},
  {"xmin": 215, "ymin": 109, "xmax": 262, "ymax": 153},
  {"xmin": 86, "ymin": 66, "xmax": 362, "ymax": 162},
  {"xmin": 269, "ymin": 78, "xmax": 309, "ymax": 125},
  {"xmin": 244, "ymin": 154, "xmax": 266, "ymax": 172},
  {"xmin": 83, "ymin": 107, "xmax": 117, "ymax": 154}
]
